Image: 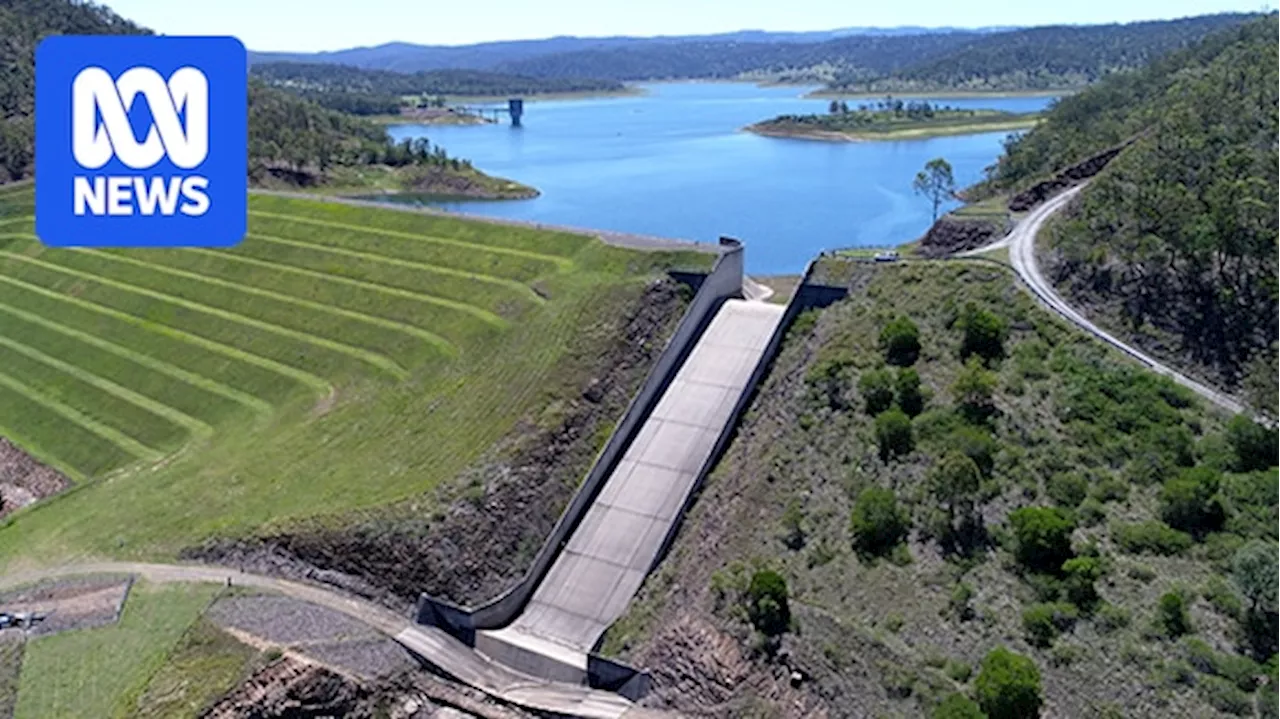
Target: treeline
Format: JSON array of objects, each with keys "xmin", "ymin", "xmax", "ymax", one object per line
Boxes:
[
  {"xmin": 980, "ymin": 17, "xmax": 1278, "ymax": 410},
  {"xmin": 828, "ymin": 14, "xmax": 1257, "ymax": 92},
  {"xmin": 0, "ymin": 0, "xmax": 478, "ymax": 186},
  {"xmin": 491, "ymin": 14, "xmax": 1255, "ymax": 89},
  {"xmin": 247, "ymin": 82, "xmax": 469, "ymax": 181},
  {"xmin": 0, "ymin": 0, "xmax": 150, "ymax": 180},
  {"xmin": 250, "ymin": 62, "xmax": 625, "ymax": 115}
]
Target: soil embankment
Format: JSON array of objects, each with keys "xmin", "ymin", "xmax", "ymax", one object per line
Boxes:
[{"xmin": 0, "ymin": 439, "xmax": 70, "ymax": 520}]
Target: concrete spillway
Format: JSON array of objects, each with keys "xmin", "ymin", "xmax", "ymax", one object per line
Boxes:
[{"xmin": 477, "ymin": 298, "xmax": 785, "ymax": 679}]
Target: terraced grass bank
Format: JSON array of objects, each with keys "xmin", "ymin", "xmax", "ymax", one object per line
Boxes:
[{"xmin": 0, "ymin": 182, "xmax": 710, "ymax": 567}]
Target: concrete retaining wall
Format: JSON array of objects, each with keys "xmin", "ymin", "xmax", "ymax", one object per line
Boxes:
[{"xmin": 417, "ymin": 238, "xmax": 745, "ymax": 639}]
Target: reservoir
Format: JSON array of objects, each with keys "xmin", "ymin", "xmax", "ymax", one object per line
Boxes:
[{"xmin": 386, "ymin": 83, "xmax": 1056, "ymax": 273}]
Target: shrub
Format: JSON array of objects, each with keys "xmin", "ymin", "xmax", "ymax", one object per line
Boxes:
[
  {"xmin": 780, "ymin": 499, "xmax": 806, "ymax": 550},
  {"xmin": 1022, "ymin": 602, "xmax": 1078, "ymax": 648},
  {"xmin": 859, "ymin": 369, "xmax": 896, "ymax": 415},
  {"xmin": 806, "ymin": 352, "xmax": 853, "ymax": 408},
  {"xmin": 1156, "ymin": 591, "xmax": 1193, "ymax": 638},
  {"xmin": 975, "ymin": 647, "xmax": 1042, "ymax": 719},
  {"xmin": 1226, "ymin": 414, "xmax": 1277, "ymax": 472},
  {"xmin": 1160, "ymin": 466, "xmax": 1226, "ymax": 538},
  {"xmin": 1007, "ymin": 507, "xmax": 1076, "ymax": 573},
  {"xmin": 1077, "ymin": 498, "xmax": 1106, "ymax": 527},
  {"xmin": 949, "ymin": 425, "xmax": 998, "ymax": 477},
  {"xmin": 881, "ymin": 315, "xmax": 921, "ymax": 366},
  {"xmin": 1181, "ymin": 637, "xmax": 1262, "ymax": 691},
  {"xmin": 746, "ymin": 569, "xmax": 790, "ymax": 636},
  {"xmin": 1089, "ymin": 474, "xmax": 1129, "ymax": 503},
  {"xmin": 953, "ymin": 358, "xmax": 998, "ymax": 423},
  {"xmin": 875, "ymin": 408, "xmax": 914, "ymax": 461},
  {"xmin": 1202, "ymin": 575, "xmax": 1244, "ymax": 619},
  {"xmin": 945, "ymin": 659, "xmax": 973, "ymax": 682},
  {"xmin": 850, "ymin": 486, "xmax": 909, "ymax": 557},
  {"xmin": 958, "ymin": 303, "xmax": 1008, "ymax": 362},
  {"xmin": 1198, "ymin": 674, "xmax": 1253, "ymax": 716},
  {"xmin": 1061, "ymin": 556, "xmax": 1105, "ymax": 612},
  {"xmin": 933, "ymin": 693, "xmax": 985, "ymax": 719},
  {"xmin": 1046, "ymin": 472, "xmax": 1088, "ymax": 508},
  {"xmin": 930, "ymin": 451, "xmax": 982, "ymax": 525},
  {"xmin": 1112, "ymin": 520, "xmax": 1192, "ymax": 556},
  {"xmin": 1095, "ymin": 604, "xmax": 1131, "ymax": 634},
  {"xmin": 1231, "ymin": 539, "xmax": 1279, "ymax": 613},
  {"xmin": 896, "ymin": 367, "xmax": 925, "ymax": 417},
  {"xmin": 949, "ymin": 582, "xmax": 976, "ymax": 621}
]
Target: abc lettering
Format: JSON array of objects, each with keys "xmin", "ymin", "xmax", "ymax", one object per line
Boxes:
[{"xmin": 71, "ymin": 66, "xmax": 210, "ymax": 217}]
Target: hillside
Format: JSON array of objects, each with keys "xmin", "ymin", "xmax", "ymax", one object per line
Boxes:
[
  {"xmin": 825, "ymin": 13, "xmax": 1258, "ymax": 93},
  {"xmin": 748, "ymin": 100, "xmax": 1040, "ymax": 141},
  {"xmin": 250, "ymin": 62, "xmax": 628, "ymax": 116},
  {"xmin": 244, "ymin": 27, "xmax": 1018, "ymax": 73},
  {"xmin": 974, "ymin": 16, "xmax": 1278, "ymax": 415},
  {"xmin": 244, "ymin": 16, "xmax": 1253, "ymax": 89},
  {"xmin": 604, "ymin": 259, "xmax": 1278, "ymax": 719},
  {"xmin": 0, "ymin": 0, "xmax": 529, "ymax": 196}
]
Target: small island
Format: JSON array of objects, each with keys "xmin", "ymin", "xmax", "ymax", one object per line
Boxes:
[{"xmin": 747, "ymin": 98, "xmax": 1041, "ymax": 141}]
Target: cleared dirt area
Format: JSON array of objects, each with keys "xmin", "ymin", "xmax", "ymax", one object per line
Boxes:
[
  {"xmin": 0, "ymin": 438, "xmax": 70, "ymax": 520},
  {"xmin": 0, "ymin": 575, "xmax": 131, "ymax": 638},
  {"xmin": 186, "ymin": 278, "xmax": 691, "ymax": 609}
]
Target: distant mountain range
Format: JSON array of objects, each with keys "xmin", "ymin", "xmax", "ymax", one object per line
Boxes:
[
  {"xmin": 247, "ymin": 14, "xmax": 1261, "ymax": 91},
  {"xmin": 247, "ymin": 26, "xmax": 1020, "ymax": 73}
]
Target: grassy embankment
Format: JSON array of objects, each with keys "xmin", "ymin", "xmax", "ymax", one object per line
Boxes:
[
  {"xmin": 0, "ymin": 182, "xmax": 710, "ymax": 569},
  {"xmin": 12, "ymin": 582, "xmax": 223, "ymax": 719},
  {"xmin": 748, "ymin": 109, "xmax": 1041, "ymax": 141},
  {"xmin": 603, "ymin": 259, "xmax": 1276, "ymax": 718}
]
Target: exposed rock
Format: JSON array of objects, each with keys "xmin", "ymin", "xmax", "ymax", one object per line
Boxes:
[
  {"xmin": 1008, "ymin": 140, "xmax": 1133, "ymax": 211},
  {"xmin": 202, "ymin": 658, "xmax": 367, "ymax": 719},
  {"xmin": 0, "ymin": 437, "xmax": 71, "ymax": 519},
  {"xmin": 918, "ymin": 217, "xmax": 1002, "ymax": 258}
]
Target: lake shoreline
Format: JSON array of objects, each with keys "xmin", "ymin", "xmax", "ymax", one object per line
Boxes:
[
  {"xmin": 805, "ymin": 88, "xmax": 1074, "ymax": 100},
  {"xmin": 744, "ymin": 117, "xmax": 1041, "ymax": 142}
]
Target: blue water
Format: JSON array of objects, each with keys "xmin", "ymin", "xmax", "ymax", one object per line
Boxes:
[{"xmin": 386, "ymin": 83, "xmax": 1056, "ymax": 273}]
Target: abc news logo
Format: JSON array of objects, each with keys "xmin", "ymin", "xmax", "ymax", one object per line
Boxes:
[
  {"xmin": 35, "ymin": 35, "xmax": 246, "ymax": 248},
  {"xmin": 72, "ymin": 66, "xmax": 210, "ymax": 217}
]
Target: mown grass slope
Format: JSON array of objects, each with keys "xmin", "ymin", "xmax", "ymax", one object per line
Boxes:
[
  {"xmin": 0, "ymin": 184, "xmax": 709, "ymax": 566},
  {"xmin": 13, "ymin": 581, "xmax": 220, "ymax": 719}
]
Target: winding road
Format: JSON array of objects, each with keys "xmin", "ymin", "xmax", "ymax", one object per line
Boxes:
[{"xmin": 968, "ymin": 185, "xmax": 1247, "ymax": 417}]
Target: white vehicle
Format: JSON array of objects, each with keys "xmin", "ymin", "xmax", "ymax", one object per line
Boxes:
[{"xmin": 873, "ymin": 250, "xmax": 900, "ymax": 262}]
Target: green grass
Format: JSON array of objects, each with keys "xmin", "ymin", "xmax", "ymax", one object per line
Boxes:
[
  {"xmin": 132, "ymin": 619, "xmax": 258, "ymax": 719},
  {"xmin": 0, "ymin": 186, "xmax": 712, "ymax": 566},
  {"xmin": 13, "ymin": 581, "xmax": 219, "ymax": 719}
]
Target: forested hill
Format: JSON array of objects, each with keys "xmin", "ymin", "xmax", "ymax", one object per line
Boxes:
[
  {"xmin": 250, "ymin": 62, "xmax": 626, "ymax": 115},
  {"xmin": 0, "ymin": 0, "xmax": 510, "ymax": 193},
  {"xmin": 980, "ymin": 16, "xmax": 1278, "ymax": 413}
]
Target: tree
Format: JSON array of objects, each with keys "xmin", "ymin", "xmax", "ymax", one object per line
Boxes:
[
  {"xmin": 1159, "ymin": 466, "xmax": 1226, "ymax": 538},
  {"xmin": 829, "ymin": 99, "xmax": 841, "ymax": 114},
  {"xmin": 1232, "ymin": 540, "xmax": 1278, "ymax": 613},
  {"xmin": 930, "ymin": 451, "xmax": 982, "ymax": 527},
  {"xmin": 958, "ymin": 303, "xmax": 1008, "ymax": 362},
  {"xmin": 1225, "ymin": 415, "xmax": 1277, "ymax": 472},
  {"xmin": 948, "ymin": 425, "xmax": 998, "ymax": 477},
  {"xmin": 858, "ymin": 369, "xmax": 896, "ymax": 415},
  {"xmin": 746, "ymin": 569, "xmax": 790, "ymax": 635},
  {"xmin": 896, "ymin": 368, "xmax": 925, "ymax": 417},
  {"xmin": 875, "ymin": 408, "xmax": 914, "ymax": 461},
  {"xmin": 933, "ymin": 693, "xmax": 986, "ymax": 719},
  {"xmin": 850, "ymin": 486, "xmax": 909, "ymax": 556},
  {"xmin": 1007, "ymin": 507, "xmax": 1075, "ymax": 573},
  {"xmin": 1061, "ymin": 556, "xmax": 1105, "ymax": 612},
  {"xmin": 1157, "ymin": 591, "xmax": 1193, "ymax": 638},
  {"xmin": 880, "ymin": 315, "xmax": 921, "ymax": 366},
  {"xmin": 952, "ymin": 358, "xmax": 998, "ymax": 424},
  {"xmin": 975, "ymin": 647, "xmax": 1043, "ymax": 719},
  {"xmin": 913, "ymin": 157, "xmax": 956, "ymax": 223}
]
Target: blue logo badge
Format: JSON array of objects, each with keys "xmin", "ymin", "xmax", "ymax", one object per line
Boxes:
[{"xmin": 35, "ymin": 36, "xmax": 247, "ymax": 248}]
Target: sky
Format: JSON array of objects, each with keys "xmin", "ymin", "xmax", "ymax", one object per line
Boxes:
[{"xmin": 105, "ymin": 0, "xmax": 1268, "ymax": 52}]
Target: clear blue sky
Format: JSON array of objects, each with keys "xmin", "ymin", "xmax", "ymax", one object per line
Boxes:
[{"xmin": 106, "ymin": 0, "xmax": 1268, "ymax": 52}]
